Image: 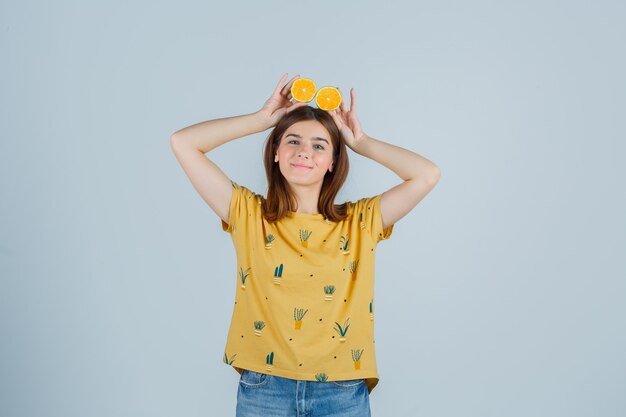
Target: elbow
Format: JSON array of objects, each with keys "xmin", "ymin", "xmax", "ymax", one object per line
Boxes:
[
  {"xmin": 170, "ymin": 133, "xmax": 182, "ymax": 151},
  {"xmin": 428, "ymin": 165, "xmax": 441, "ymax": 184}
]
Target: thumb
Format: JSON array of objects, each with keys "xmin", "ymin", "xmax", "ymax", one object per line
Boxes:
[
  {"xmin": 273, "ymin": 109, "xmax": 287, "ymax": 121},
  {"xmin": 329, "ymin": 110, "xmax": 343, "ymax": 128}
]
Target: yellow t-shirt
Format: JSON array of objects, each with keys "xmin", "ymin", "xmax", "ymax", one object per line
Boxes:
[{"xmin": 220, "ymin": 181, "xmax": 394, "ymax": 394}]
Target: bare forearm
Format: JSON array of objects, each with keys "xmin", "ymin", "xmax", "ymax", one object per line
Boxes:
[
  {"xmin": 353, "ymin": 134, "xmax": 440, "ymax": 181},
  {"xmin": 170, "ymin": 112, "xmax": 268, "ymax": 153}
]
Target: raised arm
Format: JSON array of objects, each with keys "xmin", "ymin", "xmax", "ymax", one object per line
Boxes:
[
  {"xmin": 328, "ymin": 88, "xmax": 441, "ymax": 230},
  {"xmin": 352, "ymin": 134, "xmax": 440, "ymax": 230},
  {"xmin": 170, "ymin": 113, "xmax": 267, "ymax": 224},
  {"xmin": 169, "ymin": 73, "xmax": 307, "ymax": 225}
]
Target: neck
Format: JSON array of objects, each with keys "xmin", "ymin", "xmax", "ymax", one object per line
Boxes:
[{"xmin": 289, "ymin": 183, "xmax": 322, "ymax": 214}]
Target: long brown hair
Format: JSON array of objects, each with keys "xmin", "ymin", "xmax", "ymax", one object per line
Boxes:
[{"xmin": 262, "ymin": 106, "xmax": 349, "ymax": 223}]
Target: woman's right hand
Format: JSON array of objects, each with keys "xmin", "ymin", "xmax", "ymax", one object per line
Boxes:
[{"xmin": 256, "ymin": 73, "xmax": 308, "ymax": 129}]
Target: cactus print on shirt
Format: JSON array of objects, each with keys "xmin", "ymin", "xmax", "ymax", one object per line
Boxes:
[{"xmin": 220, "ymin": 181, "xmax": 394, "ymax": 394}]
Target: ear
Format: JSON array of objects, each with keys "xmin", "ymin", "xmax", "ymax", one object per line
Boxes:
[{"xmin": 274, "ymin": 153, "xmax": 279, "ymax": 162}]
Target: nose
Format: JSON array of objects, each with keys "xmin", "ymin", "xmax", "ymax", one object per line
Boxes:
[{"xmin": 296, "ymin": 144, "xmax": 312, "ymax": 158}]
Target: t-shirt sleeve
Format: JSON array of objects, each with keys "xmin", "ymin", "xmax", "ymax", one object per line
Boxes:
[
  {"xmin": 353, "ymin": 194, "xmax": 394, "ymax": 243},
  {"xmin": 220, "ymin": 181, "xmax": 258, "ymax": 233}
]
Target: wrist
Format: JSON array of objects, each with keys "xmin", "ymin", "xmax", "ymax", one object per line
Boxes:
[
  {"xmin": 250, "ymin": 111, "xmax": 271, "ymax": 132},
  {"xmin": 352, "ymin": 133, "xmax": 369, "ymax": 153}
]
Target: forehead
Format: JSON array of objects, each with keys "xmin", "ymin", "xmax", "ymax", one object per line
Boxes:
[{"xmin": 283, "ymin": 120, "xmax": 331, "ymax": 141}]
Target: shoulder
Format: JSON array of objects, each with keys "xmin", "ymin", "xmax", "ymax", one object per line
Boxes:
[
  {"xmin": 231, "ymin": 181, "xmax": 265, "ymax": 204},
  {"xmin": 345, "ymin": 194, "xmax": 382, "ymax": 213}
]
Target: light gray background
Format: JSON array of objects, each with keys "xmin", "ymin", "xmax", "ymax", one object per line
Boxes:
[{"xmin": 1, "ymin": 1, "xmax": 625, "ymax": 416}]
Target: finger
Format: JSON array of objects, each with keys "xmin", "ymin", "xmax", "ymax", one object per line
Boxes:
[
  {"xmin": 273, "ymin": 73, "xmax": 289, "ymax": 96},
  {"xmin": 280, "ymin": 74, "xmax": 300, "ymax": 96},
  {"xmin": 350, "ymin": 88, "xmax": 356, "ymax": 113},
  {"xmin": 339, "ymin": 89, "xmax": 348, "ymax": 113}
]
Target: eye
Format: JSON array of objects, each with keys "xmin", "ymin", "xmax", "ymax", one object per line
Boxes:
[{"xmin": 287, "ymin": 140, "xmax": 325, "ymax": 150}]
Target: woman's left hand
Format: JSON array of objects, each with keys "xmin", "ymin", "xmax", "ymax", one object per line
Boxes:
[{"xmin": 328, "ymin": 88, "xmax": 367, "ymax": 151}]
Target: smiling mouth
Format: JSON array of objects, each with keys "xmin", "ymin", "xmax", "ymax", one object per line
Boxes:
[{"xmin": 292, "ymin": 163, "xmax": 312, "ymax": 169}]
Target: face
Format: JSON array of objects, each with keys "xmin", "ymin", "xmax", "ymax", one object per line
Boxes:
[{"xmin": 274, "ymin": 120, "xmax": 335, "ymax": 188}]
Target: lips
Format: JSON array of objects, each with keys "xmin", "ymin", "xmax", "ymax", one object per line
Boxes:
[{"xmin": 292, "ymin": 163, "xmax": 312, "ymax": 169}]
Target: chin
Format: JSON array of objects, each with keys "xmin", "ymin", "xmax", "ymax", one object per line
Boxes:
[{"xmin": 284, "ymin": 176, "xmax": 323, "ymax": 187}]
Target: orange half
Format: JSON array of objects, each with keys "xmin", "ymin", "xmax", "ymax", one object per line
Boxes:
[
  {"xmin": 315, "ymin": 86, "xmax": 342, "ymax": 111},
  {"xmin": 290, "ymin": 78, "xmax": 317, "ymax": 102}
]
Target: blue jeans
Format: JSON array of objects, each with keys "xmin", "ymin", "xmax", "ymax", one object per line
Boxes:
[{"xmin": 236, "ymin": 369, "xmax": 371, "ymax": 417}]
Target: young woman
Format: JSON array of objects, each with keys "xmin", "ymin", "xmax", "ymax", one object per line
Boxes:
[{"xmin": 170, "ymin": 73, "xmax": 440, "ymax": 416}]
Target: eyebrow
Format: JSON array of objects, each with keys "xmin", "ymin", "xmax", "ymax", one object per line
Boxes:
[{"xmin": 285, "ymin": 133, "xmax": 330, "ymax": 145}]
